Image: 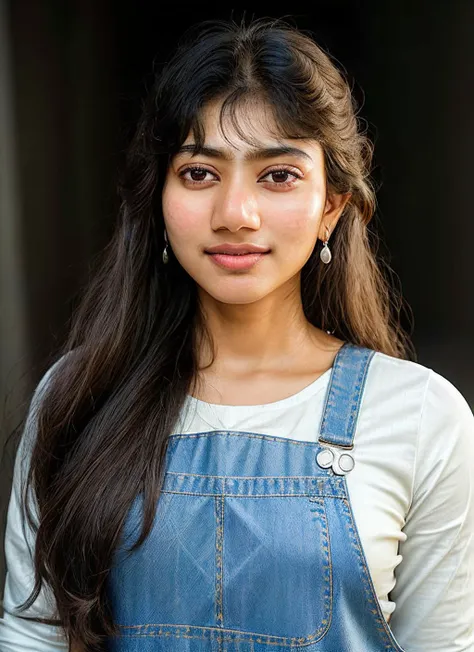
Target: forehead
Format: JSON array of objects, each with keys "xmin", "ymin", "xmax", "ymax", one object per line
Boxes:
[
  {"xmin": 193, "ymin": 98, "xmax": 277, "ymax": 141},
  {"xmin": 182, "ymin": 97, "xmax": 321, "ymax": 157}
]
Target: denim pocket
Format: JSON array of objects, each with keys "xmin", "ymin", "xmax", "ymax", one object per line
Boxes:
[{"xmin": 223, "ymin": 494, "xmax": 332, "ymax": 643}]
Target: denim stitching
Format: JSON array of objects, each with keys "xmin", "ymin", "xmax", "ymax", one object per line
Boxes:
[
  {"xmin": 221, "ymin": 489, "xmax": 225, "ymax": 627},
  {"xmin": 160, "ymin": 475, "xmax": 346, "ymax": 498},
  {"xmin": 166, "ymin": 472, "xmax": 337, "ymax": 480},
  {"xmin": 346, "ymin": 350, "xmax": 375, "ymax": 438},
  {"xmin": 114, "ymin": 626, "xmax": 318, "ymax": 648},
  {"xmin": 215, "ymin": 493, "xmax": 225, "ymax": 629},
  {"xmin": 339, "ymin": 493, "xmax": 405, "ymax": 652},
  {"xmin": 168, "ymin": 431, "xmax": 324, "ymax": 447},
  {"xmin": 161, "ymin": 491, "xmax": 345, "ymax": 499}
]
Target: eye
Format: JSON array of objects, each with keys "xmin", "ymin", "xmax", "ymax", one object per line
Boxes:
[
  {"xmin": 259, "ymin": 166, "xmax": 303, "ymax": 188},
  {"xmin": 178, "ymin": 166, "xmax": 217, "ymax": 185}
]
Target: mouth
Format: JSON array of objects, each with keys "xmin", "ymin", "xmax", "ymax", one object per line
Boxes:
[
  {"xmin": 204, "ymin": 244, "xmax": 270, "ymax": 255},
  {"xmin": 206, "ymin": 251, "xmax": 270, "ymax": 271}
]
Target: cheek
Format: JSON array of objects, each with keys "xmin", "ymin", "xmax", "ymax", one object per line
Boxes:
[
  {"xmin": 162, "ymin": 183, "xmax": 207, "ymax": 245},
  {"xmin": 273, "ymin": 193, "xmax": 324, "ymax": 244}
]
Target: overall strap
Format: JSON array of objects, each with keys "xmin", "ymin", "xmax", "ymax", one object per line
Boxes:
[{"xmin": 318, "ymin": 342, "xmax": 376, "ymax": 449}]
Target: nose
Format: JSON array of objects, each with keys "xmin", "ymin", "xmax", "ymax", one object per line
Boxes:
[{"xmin": 210, "ymin": 177, "xmax": 261, "ymax": 232}]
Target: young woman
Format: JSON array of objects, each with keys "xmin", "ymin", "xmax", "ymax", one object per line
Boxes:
[{"xmin": 1, "ymin": 16, "xmax": 473, "ymax": 652}]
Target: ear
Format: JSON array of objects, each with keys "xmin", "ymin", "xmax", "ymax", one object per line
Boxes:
[{"xmin": 318, "ymin": 191, "xmax": 352, "ymax": 240}]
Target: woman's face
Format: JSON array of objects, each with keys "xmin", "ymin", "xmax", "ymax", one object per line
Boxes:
[{"xmin": 162, "ymin": 99, "xmax": 348, "ymax": 305}]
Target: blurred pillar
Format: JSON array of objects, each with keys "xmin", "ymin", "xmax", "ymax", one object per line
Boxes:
[
  {"xmin": 0, "ymin": 0, "xmax": 30, "ymax": 614},
  {"xmin": 0, "ymin": 0, "xmax": 118, "ymax": 606},
  {"xmin": 0, "ymin": 0, "xmax": 31, "ymax": 473}
]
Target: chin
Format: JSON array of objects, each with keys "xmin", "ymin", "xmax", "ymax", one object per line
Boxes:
[{"xmin": 200, "ymin": 282, "xmax": 272, "ymax": 305}]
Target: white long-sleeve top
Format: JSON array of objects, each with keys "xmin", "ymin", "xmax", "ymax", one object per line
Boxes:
[{"xmin": 1, "ymin": 350, "xmax": 474, "ymax": 651}]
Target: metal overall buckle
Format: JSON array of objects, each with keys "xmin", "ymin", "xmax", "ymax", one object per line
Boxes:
[{"xmin": 316, "ymin": 446, "xmax": 355, "ymax": 476}]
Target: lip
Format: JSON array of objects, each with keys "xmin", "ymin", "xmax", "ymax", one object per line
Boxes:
[
  {"xmin": 205, "ymin": 243, "xmax": 270, "ymax": 255},
  {"xmin": 207, "ymin": 251, "xmax": 269, "ymax": 271}
]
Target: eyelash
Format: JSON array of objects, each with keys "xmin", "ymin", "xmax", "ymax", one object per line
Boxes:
[{"xmin": 178, "ymin": 165, "xmax": 303, "ymax": 188}]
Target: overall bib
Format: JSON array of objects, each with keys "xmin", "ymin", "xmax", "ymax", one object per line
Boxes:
[{"xmin": 106, "ymin": 343, "xmax": 406, "ymax": 652}]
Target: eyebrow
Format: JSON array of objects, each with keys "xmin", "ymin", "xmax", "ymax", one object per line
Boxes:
[{"xmin": 174, "ymin": 143, "xmax": 313, "ymax": 163}]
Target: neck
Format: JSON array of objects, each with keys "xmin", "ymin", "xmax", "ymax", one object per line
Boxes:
[{"xmin": 195, "ymin": 280, "xmax": 332, "ymax": 377}]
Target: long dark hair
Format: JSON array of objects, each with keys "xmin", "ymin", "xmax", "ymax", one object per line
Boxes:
[{"xmin": 10, "ymin": 15, "xmax": 413, "ymax": 650}]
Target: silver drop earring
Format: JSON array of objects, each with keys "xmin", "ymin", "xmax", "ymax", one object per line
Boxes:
[
  {"xmin": 162, "ymin": 229, "xmax": 169, "ymax": 265},
  {"xmin": 320, "ymin": 226, "xmax": 332, "ymax": 264}
]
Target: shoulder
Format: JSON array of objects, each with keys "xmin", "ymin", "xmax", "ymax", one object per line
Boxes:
[
  {"xmin": 36, "ymin": 348, "xmax": 79, "ymax": 389},
  {"xmin": 358, "ymin": 350, "xmax": 432, "ymax": 427},
  {"xmin": 31, "ymin": 347, "xmax": 83, "ymax": 403},
  {"xmin": 367, "ymin": 349, "xmax": 431, "ymax": 392},
  {"xmin": 20, "ymin": 348, "xmax": 79, "ymax": 455},
  {"xmin": 365, "ymin": 349, "xmax": 474, "ymax": 456},
  {"xmin": 367, "ymin": 349, "xmax": 472, "ymax": 419}
]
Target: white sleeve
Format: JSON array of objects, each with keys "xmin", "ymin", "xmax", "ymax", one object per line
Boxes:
[
  {"xmin": 0, "ymin": 359, "xmax": 70, "ymax": 651},
  {"xmin": 389, "ymin": 369, "xmax": 474, "ymax": 651}
]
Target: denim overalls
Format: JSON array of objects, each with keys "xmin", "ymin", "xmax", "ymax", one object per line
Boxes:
[{"xmin": 105, "ymin": 343, "xmax": 405, "ymax": 651}]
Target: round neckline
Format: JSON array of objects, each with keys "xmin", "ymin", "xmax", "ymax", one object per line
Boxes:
[{"xmin": 185, "ymin": 365, "xmax": 333, "ymax": 411}]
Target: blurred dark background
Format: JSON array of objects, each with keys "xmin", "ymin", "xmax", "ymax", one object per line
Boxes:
[{"xmin": 1, "ymin": 0, "xmax": 473, "ymax": 596}]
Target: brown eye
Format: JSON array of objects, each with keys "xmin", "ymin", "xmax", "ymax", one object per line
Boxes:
[
  {"xmin": 179, "ymin": 166, "xmax": 216, "ymax": 185},
  {"xmin": 260, "ymin": 167, "xmax": 302, "ymax": 187},
  {"xmin": 270, "ymin": 170, "xmax": 291, "ymax": 183},
  {"xmin": 189, "ymin": 168, "xmax": 208, "ymax": 182}
]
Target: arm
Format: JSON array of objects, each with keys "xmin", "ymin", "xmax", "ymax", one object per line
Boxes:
[
  {"xmin": 389, "ymin": 369, "xmax": 474, "ymax": 651},
  {"xmin": 0, "ymin": 361, "xmax": 69, "ymax": 651}
]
